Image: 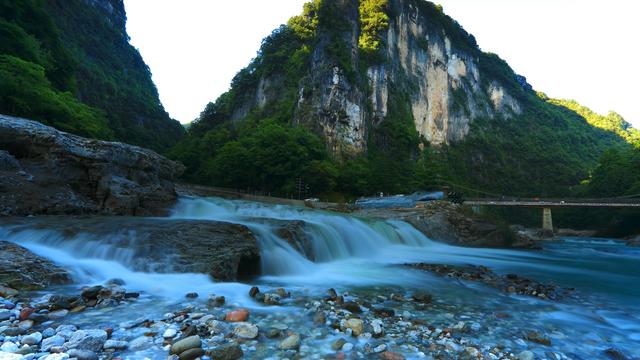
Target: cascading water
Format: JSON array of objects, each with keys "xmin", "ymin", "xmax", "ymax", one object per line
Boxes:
[{"xmin": 1, "ymin": 196, "xmax": 639, "ymax": 358}]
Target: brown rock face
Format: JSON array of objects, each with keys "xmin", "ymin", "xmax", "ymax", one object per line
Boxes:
[
  {"xmin": 0, "ymin": 240, "xmax": 71, "ymax": 290},
  {"xmin": 0, "ymin": 115, "xmax": 185, "ymax": 216}
]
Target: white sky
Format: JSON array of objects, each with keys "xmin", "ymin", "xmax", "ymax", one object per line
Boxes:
[{"xmin": 125, "ymin": 0, "xmax": 640, "ymax": 127}]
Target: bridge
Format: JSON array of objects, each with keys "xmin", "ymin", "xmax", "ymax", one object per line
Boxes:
[{"xmin": 463, "ymin": 197, "xmax": 640, "ymax": 235}]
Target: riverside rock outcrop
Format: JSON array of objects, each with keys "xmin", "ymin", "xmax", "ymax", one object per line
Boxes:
[
  {"xmin": 0, "ymin": 241, "xmax": 71, "ymax": 290},
  {"xmin": 1, "ymin": 217, "xmax": 260, "ymax": 281},
  {"xmin": 0, "ymin": 115, "xmax": 185, "ymax": 216}
]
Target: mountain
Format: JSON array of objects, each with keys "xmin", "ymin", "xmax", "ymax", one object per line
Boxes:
[
  {"xmin": 0, "ymin": 0, "xmax": 184, "ymax": 151},
  {"xmin": 171, "ymin": 0, "xmax": 638, "ymax": 198}
]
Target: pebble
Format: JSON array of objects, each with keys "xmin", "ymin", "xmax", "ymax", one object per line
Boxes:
[
  {"xmin": 345, "ymin": 318, "xmax": 364, "ymax": 336},
  {"xmin": 233, "ymin": 322, "xmax": 259, "ymax": 339},
  {"xmin": 225, "ymin": 309, "xmax": 249, "ymax": 322},
  {"xmin": 278, "ymin": 333, "xmax": 301, "ymax": 350},
  {"xmin": 170, "ymin": 335, "xmax": 201, "ymax": 355},
  {"xmin": 128, "ymin": 336, "xmax": 154, "ymax": 351},
  {"xmin": 518, "ymin": 350, "xmax": 535, "ymax": 360},
  {"xmin": 67, "ymin": 349, "xmax": 98, "ymax": 360},
  {"xmin": 0, "ymin": 310, "xmax": 13, "ymax": 321},
  {"xmin": 41, "ymin": 335, "xmax": 66, "ymax": 351},
  {"xmin": 0, "ymin": 341, "xmax": 19, "ymax": 352},
  {"xmin": 21, "ymin": 331, "xmax": 43, "ymax": 345},
  {"xmin": 332, "ymin": 338, "xmax": 347, "ymax": 350},
  {"xmin": 342, "ymin": 342, "xmax": 354, "ymax": 351},
  {"xmin": 41, "ymin": 354, "xmax": 70, "ymax": 360},
  {"xmin": 0, "ymin": 352, "xmax": 22, "ymax": 360},
  {"xmin": 103, "ymin": 339, "xmax": 128, "ymax": 350},
  {"xmin": 163, "ymin": 328, "xmax": 178, "ymax": 339},
  {"xmin": 47, "ymin": 310, "xmax": 68, "ymax": 320},
  {"xmin": 42, "ymin": 328, "xmax": 55, "ymax": 338}
]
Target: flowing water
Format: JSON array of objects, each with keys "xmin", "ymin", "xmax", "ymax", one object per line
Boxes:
[{"xmin": 1, "ymin": 196, "xmax": 639, "ymax": 359}]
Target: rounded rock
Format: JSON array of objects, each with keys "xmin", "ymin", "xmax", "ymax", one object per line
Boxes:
[
  {"xmin": 170, "ymin": 335, "xmax": 202, "ymax": 355},
  {"xmin": 518, "ymin": 350, "xmax": 535, "ymax": 360},
  {"xmin": 233, "ymin": 322, "xmax": 259, "ymax": 339},
  {"xmin": 225, "ymin": 308, "xmax": 249, "ymax": 322},
  {"xmin": 278, "ymin": 333, "xmax": 301, "ymax": 350}
]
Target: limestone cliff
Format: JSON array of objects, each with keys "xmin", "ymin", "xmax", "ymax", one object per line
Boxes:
[{"xmin": 218, "ymin": 0, "xmax": 525, "ymax": 155}]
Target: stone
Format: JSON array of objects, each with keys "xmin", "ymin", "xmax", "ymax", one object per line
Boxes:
[
  {"xmin": 67, "ymin": 349, "xmax": 98, "ymax": 360},
  {"xmin": 342, "ymin": 342, "xmax": 354, "ymax": 351},
  {"xmin": 381, "ymin": 352, "xmax": 406, "ymax": 360},
  {"xmin": 103, "ymin": 340, "xmax": 128, "ymax": 350},
  {"xmin": 0, "ymin": 309, "xmax": 13, "ymax": 321},
  {"xmin": 21, "ymin": 331, "xmax": 43, "ymax": 345},
  {"xmin": 233, "ymin": 323, "xmax": 259, "ymax": 339},
  {"xmin": 185, "ymin": 292, "xmax": 198, "ymax": 299},
  {"xmin": 0, "ymin": 352, "xmax": 22, "ymax": 360},
  {"xmin": 178, "ymin": 347, "xmax": 205, "ymax": 360},
  {"xmin": 332, "ymin": 338, "xmax": 347, "ymax": 351},
  {"xmin": 55, "ymin": 325, "xmax": 78, "ymax": 339},
  {"xmin": 47, "ymin": 310, "xmax": 68, "ymax": 320},
  {"xmin": 41, "ymin": 354, "xmax": 70, "ymax": 360},
  {"xmin": 313, "ymin": 311, "xmax": 326, "ymax": 325},
  {"xmin": 262, "ymin": 293, "xmax": 281, "ymax": 305},
  {"xmin": 225, "ymin": 309, "xmax": 249, "ymax": 322},
  {"xmin": 342, "ymin": 301, "xmax": 361, "ymax": 314},
  {"xmin": 278, "ymin": 333, "xmax": 300, "ymax": 350},
  {"xmin": 42, "ymin": 327, "xmax": 55, "ymax": 338},
  {"xmin": 0, "ymin": 115, "xmax": 184, "ymax": 217},
  {"xmin": 163, "ymin": 328, "xmax": 178, "ymax": 339},
  {"xmin": 412, "ymin": 292, "xmax": 432, "ymax": 304},
  {"xmin": 41, "ymin": 335, "xmax": 66, "ymax": 351},
  {"xmin": 525, "ymin": 331, "xmax": 551, "ymax": 346},
  {"xmin": 517, "ymin": 351, "xmax": 535, "ymax": 360},
  {"xmin": 206, "ymin": 344, "xmax": 243, "ymax": 360},
  {"xmin": 604, "ymin": 348, "xmax": 629, "ymax": 360},
  {"xmin": 128, "ymin": 336, "xmax": 154, "ymax": 351},
  {"xmin": 0, "ymin": 342, "xmax": 18, "ymax": 352},
  {"xmin": 373, "ymin": 344, "xmax": 387, "ymax": 353},
  {"xmin": 19, "ymin": 308, "xmax": 35, "ymax": 321},
  {"xmin": 345, "ymin": 318, "xmax": 364, "ymax": 336},
  {"xmin": 81, "ymin": 286, "xmax": 103, "ymax": 300},
  {"xmin": 208, "ymin": 295, "xmax": 225, "ymax": 307},
  {"xmin": 249, "ymin": 286, "xmax": 260, "ymax": 298},
  {"xmin": 0, "ymin": 286, "xmax": 18, "ymax": 298},
  {"xmin": 170, "ymin": 335, "xmax": 201, "ymax": 355},
  {"xmin": 66, "ymin": 329, "xmax": 108, "ymax": 352}
]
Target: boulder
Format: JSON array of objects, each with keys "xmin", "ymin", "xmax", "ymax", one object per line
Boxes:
[
  {"xmin": 0, "ymin": 241, "xmax": 71, "ymax": 290},
  {"xmin": 0, "ymin": 115, "xmax": 184, "ymax": 216}
]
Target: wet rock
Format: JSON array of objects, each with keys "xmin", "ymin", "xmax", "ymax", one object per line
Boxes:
[
  {"xmin": 67, "ymin": 349, "xmax": 98, "ymax": 360},
  {"xmin": 0, "ymin": 285, "xmax": 18, "ymax": 297},
  {"xmin": 411, "ymin": 291, "xmax": 432, "ymax": 304},
  {"xmin": 263, "ymin": 293, "xmax": 281, "ymax": 305},
  {"xmin": 1, "ymin": 327, "xmax": 26, "ymax": 336},
  {"xmin": 170, "ymin": 335, "xmax": 201, "ymax": 355},
  {"xmin": 233, "ymin": 322, "xmax": 259, "ymax": 339},
  {"xmin": 41, "ymin": 335, "xmax": 66, "ymax": 351},
  {"xmin": 342, "ymin": 301, "xmax": 362, "ymax": 314},
  {"xmin": 225, "ymin": 309, "xmax": 249, "ymax": 322},
  {"xmin": 163, "ymin": 328, "xmax": 178, "ymax": 339},
  {"xmin": 81, "ymin": 286, "xmax": 103, "ymax": 300},
  {"xmin": 128, "ymin": 336, "xmax": 154, "ymax": 351},
  {"xmin": 185, "ymin": 292, "xmax": 198, "ymax": 299},
  {"xmin": 21, "ymin": 331, "xmax": 43, "ymax": 345},
  {"xmin": 525, "ymin": 331, "xmax": 551, "ymax": 346},
  {"xmin": 278, "ymin": 333, "xmax": 301, "ymax": 350},
  {"xmin": 1, "ymin": 341, "xmax": 18, "ymax": 352},
  {"xmin": 0, "ymin": 309, "xmax": 13, "ymax": 320},
  {"xmin": 206, "ymin": 344, "xmax": 243, "ymax": 360},
  {"xmin": 313, "ymin": 311, "xmax": 326, "ymax": 325},
  {"xmin": 327, "ymin": 288, "xmax": 338, "ymax": 300},
  {"xmin": 604, "ymin": 348, "xmax": 629, "ymax": 360},
  {"xmin": 518, "ymin": 350, "xmax": 535, "ymax": 360},
  {"xmin": 66, "ymin": 329, "xmax": 108, "ymax": 352},
  {"xmin": 19, "ymin": 307, "xmax": 35, "ymax": 320},
  {"xmin": 42, "ymin": 354, "xmax": 70, "ymax": 360},
  {"xmin": 208, "ymin": 294, "xmax": 225, "ymax": 307},
  {"xmin": 0, "ymin": 241, "xmax": 71, "ymax": 290},
  {"xmin": 249, "ymin": 286, "xmax": 260, "ymax": 298},
  {"xmin": 381, "ymin": 352, "xmax": 406, "ymax": 360},
  {"xmin": 179, "ymin": 347, "xmax": 205, "ymax": 360},
  {"xmin": 56, "ymin": 325, "xmax": 78, "ymax": 339},
  {"xmin": 332, "ymin": 338, "xmax": 347, "ymax": 351},
  {"xmin": 103, "ymin": 339, "xmax": 128, "ymax": 350},
  {"xmin": 345, "ymin": 318, "xmax": 364, "ymax": 336},
  {"xmin": 48, "ymin": 309, "xmax": 69, "ymax": 320}
]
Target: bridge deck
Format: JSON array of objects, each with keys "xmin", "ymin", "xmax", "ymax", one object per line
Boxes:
[{"xmin": 464, "ymin": 199, "xmax": 640, "ymax": 208}]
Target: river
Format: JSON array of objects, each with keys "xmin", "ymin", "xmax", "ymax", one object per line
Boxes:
[{"xmin": 1, "ymin": 196, "xmax": 639, "ymax": 359}]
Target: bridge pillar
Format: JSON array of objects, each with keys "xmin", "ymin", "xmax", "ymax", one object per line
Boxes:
[{"xmin": 542, "ymin": 207, "xmax": 553, "ymax": 235}]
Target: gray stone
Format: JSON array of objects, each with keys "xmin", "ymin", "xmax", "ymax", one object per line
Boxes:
[
  {"xmin": 232, "ymin": 323, "xmax": 258, "ymax": 339},
  {"xmin": 66, "ymin": 329, "xmax": 107, "ymax": 352},
  {"xmin": 67, "ymin": 349, "xmax": 97, "ymax": 360},
  {"xmin": 127, "ymin": 336, "xmax": 153, "ymax": 351},
  {"xmin": 278, "ymin": 333, "xmax": 301, "ymax": 350},
  {"xmin": 518, "ymin": 351, "xmax": 535, "ymax": 360},
  {"xmin": 103, "ymin": 340, "xmax": 128, "ymax": 350},
  {"xmin": 41, "ymin": 335, "xmax": 65, "ymax": 351},
  {"xmin": 21, "ymin": 331, "xmax": 42, "ymax": 345}
]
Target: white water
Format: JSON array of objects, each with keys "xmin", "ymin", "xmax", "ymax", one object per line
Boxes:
[{"xmin": 2, "ymin": 196, "xmax": 640, "ymax": 358}]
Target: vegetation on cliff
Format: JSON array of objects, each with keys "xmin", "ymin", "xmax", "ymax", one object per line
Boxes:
[
  {"xmin": 0, "ymin": 0, "xmax": 183, "ymax": 150},
  {"xmin": 170, "ymin": 0, "xmax": 637, "ymax": 202}
]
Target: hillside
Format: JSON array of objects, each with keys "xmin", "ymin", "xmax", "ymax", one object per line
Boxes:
[
  {"xmin": 0, "ymin": 0, "xmax": 184, "ymax": 151},
  {"xmin": 170, "ymin": 0, "xmax": 637, "ymax": 199}
]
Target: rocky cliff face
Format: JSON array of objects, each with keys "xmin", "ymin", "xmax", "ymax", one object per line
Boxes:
[
  {"xmin": 228, "ymin": 0, "xmax": 526, "ymax": 154},
  {"xmin": 0, "ymin": 115, "xmax": 184, "ymax": 216}
]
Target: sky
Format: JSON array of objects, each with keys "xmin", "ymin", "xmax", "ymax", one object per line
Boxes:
[{"xmin": 125, "ymin": 0, "xmax": 640, "ymax": 127}]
